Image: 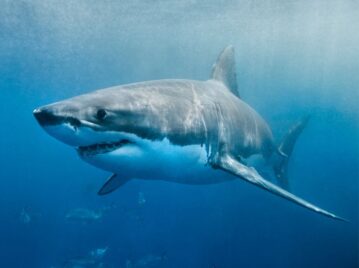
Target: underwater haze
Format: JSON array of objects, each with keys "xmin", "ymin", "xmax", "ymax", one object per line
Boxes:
[{"xmin": 0, "ymin": 1, "xmax": 358, "ymax": 267}]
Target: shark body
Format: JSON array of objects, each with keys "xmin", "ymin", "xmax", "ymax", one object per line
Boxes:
[{"xmin": 34, "ymin": 46, "xmax": 344, "ymax": 221}]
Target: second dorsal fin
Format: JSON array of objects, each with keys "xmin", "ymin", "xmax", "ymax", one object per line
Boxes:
[{"xmin": 210, "ymin": 45, "xmax": 239, "ymax": 97}]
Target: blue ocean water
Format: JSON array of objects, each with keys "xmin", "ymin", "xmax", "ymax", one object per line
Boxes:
[{"xmin": 0, "ymin": 1, "xmax": 358, "ymax": 267}]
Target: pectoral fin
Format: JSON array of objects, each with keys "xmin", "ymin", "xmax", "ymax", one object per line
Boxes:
[
  {"xmin": 215, "ymin": 154, "xmax": 346, "ymax": 221},
  {"xmin": 98, "ymin": 174, "xmax": 130, "ymax": 195}
]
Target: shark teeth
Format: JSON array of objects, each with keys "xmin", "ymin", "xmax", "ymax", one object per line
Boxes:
[{"xmin": 77, "ymin": 139, "xmax": 132, "ymax": 156}]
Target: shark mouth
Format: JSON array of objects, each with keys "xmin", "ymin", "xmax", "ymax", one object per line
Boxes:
[{"xmin": 77, "ymin": 139, "xmax": 133, "ymax": 156}]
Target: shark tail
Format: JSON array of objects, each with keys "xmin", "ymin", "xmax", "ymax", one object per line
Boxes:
[{"xmin": 272, "ymin": 115, "xmax": 310, "ymax": 190}]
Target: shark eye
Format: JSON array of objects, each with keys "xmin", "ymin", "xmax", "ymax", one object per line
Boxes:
[{"xmin": 96, "ymin": 109, "xmax": 107, "ymax": 120}]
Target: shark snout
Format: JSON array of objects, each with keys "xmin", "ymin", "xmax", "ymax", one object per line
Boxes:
[
  {"xmin": 33, "ymin": 106, "xmax": 86, "ymax": 146},
  {"xmin": 33, "ymin": 107, "xmax": 61, "ymax": 126},
  {"xmin": 33, "ymin": 107, "xmax": 81, "ymax": 127}
]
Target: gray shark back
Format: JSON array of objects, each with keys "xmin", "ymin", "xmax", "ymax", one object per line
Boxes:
[{"xmin": 93, "ymin": 78, "xmax": 274, "ymax": 159}]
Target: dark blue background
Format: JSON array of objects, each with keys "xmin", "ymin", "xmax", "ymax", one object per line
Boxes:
[{"xmin": 0, "ymin": 1, "xmax": 358, "ymax": 267}]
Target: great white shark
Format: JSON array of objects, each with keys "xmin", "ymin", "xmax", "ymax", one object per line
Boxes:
[{"xmin": 33, "ymin": 46, "xmax": 345, "ymax": 221}]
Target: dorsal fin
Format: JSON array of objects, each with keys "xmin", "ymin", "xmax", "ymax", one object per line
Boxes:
[{"xmin": 210, "ymin": 45, "xmax": 239, "ymax": 97}]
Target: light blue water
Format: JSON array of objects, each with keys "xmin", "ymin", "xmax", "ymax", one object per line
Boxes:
[{"xmin": 0, "ymin": 1, "xmax": 358, "ymax": 267}]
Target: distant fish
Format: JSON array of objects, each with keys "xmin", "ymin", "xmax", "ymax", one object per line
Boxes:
[
  {"xmin": 19, "ymin": 208, "xmax": 31, "ymax": 224},
  {"xmin": 89, "ymin": 247, "xmax": 108, "ymax": 260},
  {"xmin": 62, "ymin": 247, "xmax": 109, "ymax": 268},
  {"xmin": 125, "ymin": 253, "xmax": 167, "ymax": 268},
  {"xmin": 137, "ymin": 192, "xmax": 146, "ymax": 206},
  {"xmin": 19, "ymin": 207, "xmax": 42, "ymax": 224},
  {"xmin": 63, "ymin": 257, "xmax": 97, "ymax": 268},
  {"xmin": 65, "ymin": 208, "xmax": 103, "ymax": 223}
]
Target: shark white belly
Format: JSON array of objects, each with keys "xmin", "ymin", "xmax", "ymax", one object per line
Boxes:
[{"xmin": 79, "ymin": 131, "xmax": 234, "ymax": 185}]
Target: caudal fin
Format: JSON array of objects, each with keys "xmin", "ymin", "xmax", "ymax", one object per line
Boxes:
[{"xmin": 273, "ymin": 116, "xmax": 310, "ymax": 189}]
